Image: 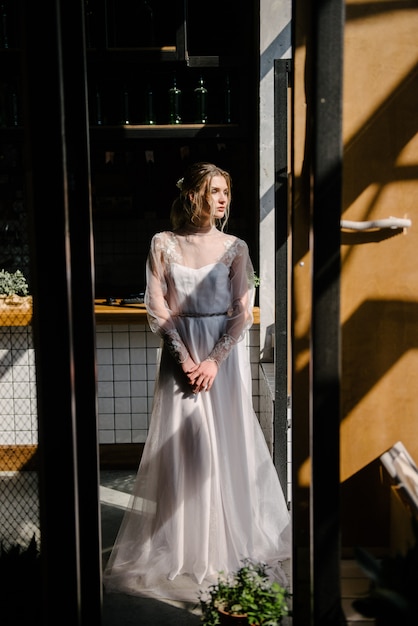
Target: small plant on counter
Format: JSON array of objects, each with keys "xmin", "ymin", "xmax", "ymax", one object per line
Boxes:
[{"xmin": 0, "ymin": 269, "xmax": 29, "ymax": 296}]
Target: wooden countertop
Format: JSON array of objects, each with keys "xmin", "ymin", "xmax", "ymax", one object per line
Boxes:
[
  {"xmin": 95, "ymin": 301, "xmax": 260, "ymax": 325},
  {"xmin": 95, "ymin": 299, "xmax": 148, "ymax": 324},
  {"xmin": 0, "ymin": 298, "xmax": 260, "ymax": 326}
]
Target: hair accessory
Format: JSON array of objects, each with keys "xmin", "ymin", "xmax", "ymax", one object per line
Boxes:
[{"xmin": 176, "ymin": 177, "xmax": 184, "ymax": 190}]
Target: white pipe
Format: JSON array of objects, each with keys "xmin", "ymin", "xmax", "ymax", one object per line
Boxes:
[{"xmin": 340, "ymin": 217, "xmax": 412, "ymax": 231}]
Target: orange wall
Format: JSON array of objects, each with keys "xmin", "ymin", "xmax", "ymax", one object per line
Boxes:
[
  {"xmin": 292, "ymin": 0, "xmax": 418, "ymax": 549},
  {"xmin": 341, "ymin": 2, "xmax": 418, "ymax": 479}
]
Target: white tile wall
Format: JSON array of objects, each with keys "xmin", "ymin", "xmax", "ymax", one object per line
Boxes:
[
  {"xmin": 96, "ymin": 323, "xmax": 160, "ymax": 444},
  {"xmin": 0, "ymin": 323, "xmax": 264, "ymax": 448},
  {"xmin": 259, "ymin": 362, "xmax": 292, "ymax": 504},
  {"xmin": 0, "ymin": 326, "xmax": 37, "ymax": 445},
  {"xmin": 97, "ymin": 323, "xmax": 262, "ymax": 444}
]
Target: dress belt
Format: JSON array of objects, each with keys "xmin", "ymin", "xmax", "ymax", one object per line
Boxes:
[{"xmin": 176, "ymin": 311, "xmax": 228, "ymax": 318}]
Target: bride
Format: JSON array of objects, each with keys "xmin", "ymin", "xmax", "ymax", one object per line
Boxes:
[{"xmin": 103, "ymin": 162, "xmax": 291, "ymax": 603}]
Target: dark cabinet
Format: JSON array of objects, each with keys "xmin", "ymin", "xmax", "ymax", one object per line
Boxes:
[
  {"xmin": 0, "ymin": 0, "xmax": 258, "ymax": 298},
  {"xmin": 88, "ymin": 1, "xmax": 258, "ymax": 297}
]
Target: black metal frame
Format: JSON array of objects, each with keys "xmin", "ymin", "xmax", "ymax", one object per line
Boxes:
[
  {"xmin": 310, "ymin": 0, "xmax": 345, "ymax": 623},
  {"xmin": 274, "ymin": 59, "xmax": 292, "ymax": 502},
  {"xmin": 22, "ymin": 1, "xmax": 101, "ymax": 623}
]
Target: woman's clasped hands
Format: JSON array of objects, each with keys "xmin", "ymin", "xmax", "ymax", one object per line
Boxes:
[{"xmin": 183, "ymin": 357, "xmax": 218, "ymax": 394}]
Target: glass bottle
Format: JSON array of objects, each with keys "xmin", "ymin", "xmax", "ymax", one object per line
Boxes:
[
  {"xmin": 145, "ymin": 84, "xmax": 156, "ymax": 125},
  {"xmin": 94, "ymin": 85, "xmax": 103, "ymax": 126},
  {"xmin": 194, "ymin": 75, "xmax": 208, "ymax": 124},
  {"xmin": 121, "ymin": 85, "xmax": 130, "ymax": 125},
  {"xmin": 224, "ymin": 73, "xmax": 232, "ymax": 124},
  {"xmin": 168, "ymin": 75, "xmax": 182, "ymax": 125}
]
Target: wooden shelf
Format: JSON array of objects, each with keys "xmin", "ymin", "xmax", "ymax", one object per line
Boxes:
[
  {"xmin": 87, "ymin": 46, "xmax": 179, "ymax": 62},
  {"xmin": 89, "ymin": 123, "xmax": 241, "ymax": 140}
]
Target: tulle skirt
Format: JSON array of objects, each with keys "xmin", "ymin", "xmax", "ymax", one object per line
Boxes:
[{"xmin": 103, "ymin": 326, "xmax": 291, "ymax": 603}]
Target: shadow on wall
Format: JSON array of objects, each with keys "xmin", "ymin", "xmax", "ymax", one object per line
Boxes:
[{"xmin": 341, "ymin": 299, "xmax": 418, "ymax": 420}]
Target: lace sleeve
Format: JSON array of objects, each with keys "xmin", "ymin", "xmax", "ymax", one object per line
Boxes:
[
  {"xmin": 165, "ymin": 329, "xmax": 189, "ymax": 364},
  {"xmin": 145, "ymin": 233, "xmax": 190, "ymax": 365},
  {"xmin": 205, "ymin": 334, "xmax": 236, "ymax": 366},
  {"xmin": 206, "ymin": 239, "xmax": 256, "ymax": 366}
]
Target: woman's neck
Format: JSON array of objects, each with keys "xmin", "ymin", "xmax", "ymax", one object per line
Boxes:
[{"xmin": 183, "ymin": 221, "xmax": 214, "ymax": 234}]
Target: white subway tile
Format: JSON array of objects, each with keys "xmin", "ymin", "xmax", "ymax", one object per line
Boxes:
[
  {"xmin": 115, "ymin": 430, "xmax": 132, "ymax": 443},
  {"xmin": 99, "ymin": 430, "xmax": 115, "ymax": 444},
  {"xmin": 114, "ymin": 364, "xmax": 130, "ymax": 381},
  {"xmin": 130, "ymin": 380, "xmax": 147, "ymax": 396},
  {"xmin": 114, "ymin": 381, "xmax": 130, "ymax": 398},
  {"xmin": 113, "ymin": 332, "xmax": 130, "ymax": 349},
  {"xmin": 115, "ymin": 397, "xmax": 131, "ymax": 413},
  {"xmin": 97, "ymin": 364, "xmax": 113, "ymax": 382},
  {"xmin": 99, "ymin": 414, "xmax": 115, "ymax": 429},
  {"xmin": 98, "ymin": 381, "xmax": 114, "ymax": 398},
  {"xmin": 130, "ymin": 364, "xmax": 147, "ymax": 381},
  {"xmin": 96, "ymin": 332, "xmax": 112, "ymax": 348},
  {"xmin": 131, "ymin": 397, "xmax": 147, "ymax": 413},
  {"xmin": 15, "ymin": 413, "xmax": 32, "ymax": 430},
  {"xmin": 96, "ymin": 348, "xmax": 113, "ymax": 365},
  {"xmin": 98, "ymin": 397, "xmax": 115, "ymax": 414},
  {"xmin": 113, "ymin": 348, "xmax": 130, "ymax": 365},
  {"xmin": 131, "ymin": 413, "xmax": 148, "ymax": 429},
  {"xmin": 132, "ymin": 430, "xmax": 148, "ymax": 443},
  {"xmin": 12, "ymin": 365, "xmax": 30, "ymax": 382},
  {"xmin": 129, "ymin": 331, "xmax": 146, "ymax": 348},
  {"xmin": 115, "ymin": 413, "xmax": 132, "ymax": 430}
]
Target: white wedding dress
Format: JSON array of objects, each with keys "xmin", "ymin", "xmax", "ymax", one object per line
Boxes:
[{"xmin": 103, "ymin": 225, "xmax": 291, "ymax": 603}]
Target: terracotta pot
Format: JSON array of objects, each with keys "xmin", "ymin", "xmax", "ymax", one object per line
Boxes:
[
  {"xmin": 217, "ymin": 608, "xmax": 258, "ymax": 625},
  {"xmin": 0, "ymin": 295, "xmax": 32, "ymax": 309}
]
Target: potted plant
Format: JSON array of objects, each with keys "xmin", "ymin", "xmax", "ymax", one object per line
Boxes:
[
  {"xmin": 352, "ymin": 515, "xmax": 418, "ymax": 626},
  {"xmin": 199, "ymin": 559, "xmax": 290, "ymax": 625},
  {"xmin": 0, "ymin": 268, "xmax": 30, "ymax": 307}
]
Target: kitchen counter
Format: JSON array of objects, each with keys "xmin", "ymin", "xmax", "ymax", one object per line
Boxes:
[
  {"xmin": 1, "ymin": 299, "xmax": 261, "ymax": 449},
  {"xmin": 94, "ymin": 299, "xmax": 148, "ymax": 324},
  {"xmin": 0, "ymin": 298, "xmax": 148, "ymax": 326},
  {"xmin": 0, "ymin": 299, "xmax": 260, "ymax": 326}
]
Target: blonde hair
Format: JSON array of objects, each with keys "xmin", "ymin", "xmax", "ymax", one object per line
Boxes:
[{"xmin": 170, "ymin": 162, "xmax": 231, "ymax": 230}]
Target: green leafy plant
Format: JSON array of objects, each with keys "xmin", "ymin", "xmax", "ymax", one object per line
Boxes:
[
  {"xmin": 199, "ymin": 559, "xmax": 290, "ymax": 625},
  {"xmin": 352, "ymin": 515, "xmax": 418, "ymax": 625},
  {"xmin": 0, "ymin": 269, "xmax": 29, "ymax": 296}
]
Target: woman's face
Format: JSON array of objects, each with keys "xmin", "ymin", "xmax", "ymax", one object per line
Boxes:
[{"xmin": 202, "ymin": 175, "xmax": 229, "ymax": 222}]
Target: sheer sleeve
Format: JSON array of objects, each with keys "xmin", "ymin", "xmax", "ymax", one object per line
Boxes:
[
  {"xmin": 206, "ymin": 240, "xmax": 256, "ymax": 366},
  {"xmin": 144, "ymin": 234, "xmax": 190, "ymax": 364}
]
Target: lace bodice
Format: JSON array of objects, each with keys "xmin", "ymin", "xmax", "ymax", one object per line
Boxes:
[
  {"xmin": 145, "ymin": 226, "xmax": 256, "ymax": 365},
  {"xmin": 153, "ymin": 226, "xmax": 246, "ymax": 270}
]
